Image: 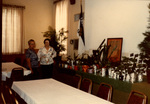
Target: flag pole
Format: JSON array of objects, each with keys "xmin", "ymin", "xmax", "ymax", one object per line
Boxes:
[{"xmin": 80, "ymin": 0, "xmax": 82, "ymax": 6}]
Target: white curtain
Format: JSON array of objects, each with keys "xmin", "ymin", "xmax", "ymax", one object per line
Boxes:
[
  {"xmin": 55, "ymin": 0, "xmax": 68, "ymax": 54},
  {"xmin": 2, "ymin": 6, "xmax": 24, "ymax": 54}
]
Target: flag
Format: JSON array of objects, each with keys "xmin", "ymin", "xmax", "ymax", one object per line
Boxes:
[{"xmin": 77, "ymin": 3, "xmax": 85, "ymax": 55}]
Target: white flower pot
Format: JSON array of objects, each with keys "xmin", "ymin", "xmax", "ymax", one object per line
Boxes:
[
  {"xmin": 138, "ymin": 73, "xmax": 143, "ymax": 82},
  {"xmin": 102, "ymin": 68, "xmax": 106, "ymax": 77}
]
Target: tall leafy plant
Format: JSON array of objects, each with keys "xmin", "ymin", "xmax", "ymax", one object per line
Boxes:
[
  {"xmin": 42, "ymin": 26, "xmax": 68, "ymax": 56},
  {"xmin": 138, "ymin": 4, "xmax": 150, "ymax": 68},
  {"xmin": 98, "ymin": 39, "xmax": 117, "ymax": 67}
]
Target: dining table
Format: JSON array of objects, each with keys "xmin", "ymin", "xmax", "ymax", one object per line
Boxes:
[
  {"xmin": 2, "ymin": 62, "xmax": 31, "ymax": 81},
  {"xmin": 12, "ymin": 78, "xmax": 114, "ymax": 104}
]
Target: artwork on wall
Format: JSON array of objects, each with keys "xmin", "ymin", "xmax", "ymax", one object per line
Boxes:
[
  {"xmin": 74, "ymin": 13, "xmax": 84, "ymax": 21},
  {"xmin": 107, "ymin": 38, "xmax": 123, "ymax": 62}
]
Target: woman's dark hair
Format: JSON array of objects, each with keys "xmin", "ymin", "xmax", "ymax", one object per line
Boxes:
[
  {"xmin": 44, "ymin": 38, "xmax": 51, "ymax": 45},
  {"xmin": 28, "ymin": 39, "xmax": 35, "ymax": 45}
]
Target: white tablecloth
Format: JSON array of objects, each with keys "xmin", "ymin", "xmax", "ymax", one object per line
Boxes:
[
  {"xmin": 12, "ymin": 78, "xmax": 114, "ymax": 104},
  {"xmin": 2, "ymin": 62, "xmax": 31, "ymax": 81}
]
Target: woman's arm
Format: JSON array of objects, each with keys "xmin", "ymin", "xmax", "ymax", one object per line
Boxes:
[
  {"xmin": 52, "ymin": 48, "xmax": 57, "ymax": 58},
  {"xmin": 37, "ymin": 48, "xmax": 41, "ymax": 62},
  {"xmin": 26, "ymin": 58, "xmax": 33, "ymax": 74}
]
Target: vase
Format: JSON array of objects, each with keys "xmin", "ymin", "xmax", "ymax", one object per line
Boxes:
[
  {"xmin": 78, "ymin": 65, "xmax": 82, "ymax": 71},
  {"xmin": 64, "ymin": 64, "xmax": 68, "ymax": 68},
  {"xmin": 113, "ymin": 72, "xmax": 116, "ymax": 79},
  {"xmin": 111, "ymin": 70, "xmax": 114, "ymax": 78},
  {"xmin": 93, "ymin": 65, "xmax": 97, "ymax": 75},
  {"xmin": 126, "ymin": 74, "xmax": 130, "ymax": 82},
  {"xmin": 138, "ymin": 73, "xmax": 143, "ymax": 82},
  {"xmin": 122, "ymin": 73, "xmax": 126, "ymax": 81},
  {"xmin": 102, "ymin": 67, "xmax": 106, "ymax": 77},
  {"xmin": 130, "ymin": 73, "xmax": 136, "ymax": 83},
  {"xmin": 108, "ymin": 68, "xmax": 112, "ymax": 78},
  {"xmin": 74, "ymin": 65, "xmax": 78, "ymax": 71},
  {"xmin": 88, "ymin": 68, "xmax": 93, "ymax": 74},
  {"xmin": 82, "ymin": 65, "xmax": 89, "ymax": 73},
  {"xmin": 116, "ymin": 72, "xmax": 120, "ymax": 79}
]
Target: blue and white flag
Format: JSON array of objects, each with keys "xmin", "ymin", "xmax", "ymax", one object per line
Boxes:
[{"xmin": 77, "ymin": 3, "xmax": 85, "ymax": 55}]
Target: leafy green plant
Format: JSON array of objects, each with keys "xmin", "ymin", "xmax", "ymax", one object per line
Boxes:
[
  {"xmin": 119, "ymin": 53, "xmax": 146, "ymax": 74},
  {"xmin": 42, "ymin": 26, "xmax": 68, "ymax": 55},
  {"xmin": 138, "ymin": 4, "xmax": 150, "ymax": 68},
  {"xmin": 98, "ymin": 42, "xmax": 117, "ymax": 68}
]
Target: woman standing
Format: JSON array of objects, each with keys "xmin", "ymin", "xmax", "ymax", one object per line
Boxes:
[
  {"xmin": 37, "ymin": 39, "xmax": 56, "ymax": 78},
  {"xmin": 26, "ymin": 39, "xmax": 39, "ymax": 79}
]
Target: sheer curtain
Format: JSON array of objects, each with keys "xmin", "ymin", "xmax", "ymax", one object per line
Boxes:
[
  {"xmin": 2, "ymin": 6, "xmax": 24, "ymax": 54},
  {"xmin": 55, "ymin": 0, "xmax": 68, "ymax": 54}
]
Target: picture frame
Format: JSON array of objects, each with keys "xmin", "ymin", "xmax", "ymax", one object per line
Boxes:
[
  {"xmin": 74, "ymin": 13, "xmax": 84, "ymax": 22},
  {"xmin": 107, "ymin": 38, "xmax": 123, "ymax": 63}
]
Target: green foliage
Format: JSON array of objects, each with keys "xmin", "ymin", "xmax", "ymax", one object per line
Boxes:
[
  {"xmin": 138, "ymin": 4, "xmax": 150, "ymax": 68},
  {"xmin": 98, "ymin": 43, "xmax": 117, "ymax": 68},
  {"xmin": 42, "ymin": 26, "xmax": 68, "ymax": 55},
  {"xmin": 138, "ymin": 32, "xmax": 150, "ymax": 55},
  {"xmin": 119, "ymin": 53, "xmax": 146, "ymax": 74},
  {"xmin": 42, "ymin": 26, "xmax": 56, "ymax": 38}
]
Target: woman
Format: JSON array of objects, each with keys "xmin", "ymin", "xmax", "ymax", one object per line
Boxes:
[
  {"xmin": 37, "ymin": 39, "xmax": 56, "ymax": 78},
  {"xmin": 26, "ymin": 39, "xmax": 39, "ymax": 79}
]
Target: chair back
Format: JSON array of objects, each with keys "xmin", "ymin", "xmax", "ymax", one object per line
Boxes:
[
  {"xmin": 127, "ymin": 90, "xmax": 147, "ymax": 104},
  {"xmin": 11, "ymin": 67, "xmax": 24, "ymax": 81},
  {"xmin": 97, "ymin": 82, "xmax": 112, "ymax": 101},
  {"xmin": 0, "ymin": 92, "xmax": 5, "ymax": 104},
  {"xmin": 6, "ymin": 67, "xmax": 24, "ymax": 87},
  {"xmin": 72, "ymin": 74, "xmax": 82, "ymax": 89},
  {"xmin": 1, "ymin": 84, "xmax": 19, "ymax": 104},
  {"xmin": 0, "ymin": 85, "xmax": 6, "ymax": 104},
  {"xmin": 80, "ymin": 78, "xmax": 92, "ymax": 93}
]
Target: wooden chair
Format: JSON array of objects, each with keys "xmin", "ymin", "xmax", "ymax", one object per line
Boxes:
[
  {"xmin": 0, "ymin": 85, "xmax": 6, "ymax": 104},
  {"xmin": 97, "ymin": 82, "xmax": 112, "ymax": 101},
  {"xmin": 72, "ymin": 74, "xmax": 82, "ymax": 89},
  {"xmin": 80, "ymin": 78, "xmax": 92, "ymax": 93},
  {"xmin": 127, "ymin": 90, "xmax": 147, "ymax": 104},
  {"xmin": 6, "ymin": 67, "xmax": 24, "ymax": 87},
  {"xmin": 0, "ymin": 92, "xmax": 5, "ymax": 104},
  {"xmin": 1, "ymin": 84, "xmax": 19, "ymax": 104}
]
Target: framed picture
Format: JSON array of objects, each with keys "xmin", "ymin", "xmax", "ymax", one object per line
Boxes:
[
  {"xmin": 74, "ymin": 13, "xmax": 84, "ymax": 22},
  {"xmin": 107, "ymin": 38, "xmax": 123, "ymax": 63}
]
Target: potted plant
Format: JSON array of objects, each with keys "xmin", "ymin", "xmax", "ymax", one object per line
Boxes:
[
  {"xmin": 42, "ymin": 26, "xmax": 68, "ymax": 61},
  {"xmin": 138, "ymin": 3, "xmax": 150, "ymax": 83},
  {"xmin": 98, "ymin": 42, "xmax": 117, "ymax": 76}
]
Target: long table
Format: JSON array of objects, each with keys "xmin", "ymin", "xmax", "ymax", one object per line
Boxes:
[
  {"xmin": 2, "ymin": 62, "xmax": 31, "ymax": 81},
  {"xmin": 12, "ymin": 78, "xmax": 114, "ymax": 104}
]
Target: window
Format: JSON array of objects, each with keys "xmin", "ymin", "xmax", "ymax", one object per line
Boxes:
[
  {"xmin": 55, "ymin": 0, "xmax": 68, "ymax": 54},
  {"xmin": 2, "ymin": 5, "xmax": 24, "ymax": 54}
]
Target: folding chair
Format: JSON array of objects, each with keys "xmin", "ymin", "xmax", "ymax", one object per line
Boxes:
[
  {"xmin": 97, "ymin": 82, "xmax": 112, "ymax": 101},
  {"xmin": 127, "ymin": 90, "xmax": 147, "ymax": 104},
  {"xmin": 80, "ymin": 78, "xmax": 92, "ymax": 93},
  {"xmin": 72, "ymin": 74, "xmax": 82, "ymax": 89}
]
